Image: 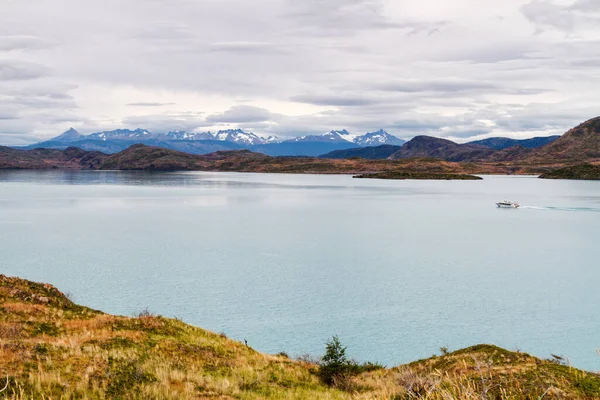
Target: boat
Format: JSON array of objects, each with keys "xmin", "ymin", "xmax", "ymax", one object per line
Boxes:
[{"xmin": 496, "ymin": 200, "xmax": 520, "ymax": 208}]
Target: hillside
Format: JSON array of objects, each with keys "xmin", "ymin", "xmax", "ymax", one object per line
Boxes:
[
  {"xmin": 539, "ymin": 164, "xmax": 600, "ymax": 180},
  {"xmin": 527, "ymin": 117, "xmax": 600, "ymax": 162},
  {"xmin": 0, "ymin": 144, "xmax": 504, "ymax": 175},
  {"xmin": 319, "ymin": 145, "xmax": 402, "ymax": 160},
  {"xmin": 99, "ymin": 144, "xmax": 210, "ymax": 171},
  {"xmin": 1, "ymin": 275, "xmax": 599, "ymax": 399},
  {"xmin": 23, "ymin": 138, "xmax": 246, "ymax": 155},
  {"xmin": 0, "ymin": 142, "xmax": 592, "ymax": 176},
  {"xmin": 388, "ymin": 136, "xmax": 497, "ymax": 162},
  {"xmin": 468, "ymin": 136, "xmax": 560, "ymax": 150},
  {"xmin": 0, "ymin": 146, "xmax": 107, "ymax": 169}
]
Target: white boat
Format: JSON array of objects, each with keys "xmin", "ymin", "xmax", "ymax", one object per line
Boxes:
[{"xmin": 496, "ymin": 200, "xmax": 520, "ymax": 208}]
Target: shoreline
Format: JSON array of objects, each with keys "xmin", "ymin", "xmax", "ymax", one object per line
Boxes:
[{"xmin": 1, "ymin": 274, "xmax": 599, "ymax": 399}]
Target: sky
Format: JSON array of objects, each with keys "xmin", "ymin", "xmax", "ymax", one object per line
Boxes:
[{"xmin": 1, "ymin": 0, "xmax": 599, "ymax": 145}]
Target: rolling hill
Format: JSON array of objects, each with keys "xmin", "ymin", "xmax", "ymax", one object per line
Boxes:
[
  {"xmin": 1, "ymin": 274, "xmax": 599, "ymax": 399},
  {"xmin": 468, "ymin": 135, "xmax": 560, "ymax": 150},
  {"xmin": 387, "ymin": 136, "xmax": 497, "ymax": 162},
  {"xmin": 526, "ymin": 116, "xmax": 600, "ymax": 162},
  {"xmin": 0, "ymin": 146, "xmax": 107, "ymax": 169}
]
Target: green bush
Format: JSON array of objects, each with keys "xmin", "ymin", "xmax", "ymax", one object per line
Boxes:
[{"xmin": 319, "ymin": 336, "xmax": 350, "ymax": 386}]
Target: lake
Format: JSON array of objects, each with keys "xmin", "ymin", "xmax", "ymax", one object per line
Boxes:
[{"xmin": 1, "ymin": 170, "xmax": 599, "ymax": 370}]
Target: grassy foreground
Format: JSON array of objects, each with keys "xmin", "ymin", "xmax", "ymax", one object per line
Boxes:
[{"xmin": 0, "ymin": 275, "xmax": 599, "ymax": 399}]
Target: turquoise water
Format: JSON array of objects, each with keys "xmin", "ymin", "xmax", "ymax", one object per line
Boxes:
[{"xmin": 1, "ymin": 170, "xmax": 599, "ymax": 370}]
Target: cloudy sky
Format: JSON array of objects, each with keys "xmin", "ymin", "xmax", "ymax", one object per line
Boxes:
[{"xmin": 1, "ymin": 0, "xmax": 599, "ymax": 145}]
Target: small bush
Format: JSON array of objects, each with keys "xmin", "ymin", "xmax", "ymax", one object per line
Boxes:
[
  {"xmin": 32, "ymin": 322, "xmax": 60, "ymax": 337},
  {"xmin": 319, "ymin": 336, "xmax": 349, "ymax": 385},
  {"xmin": 134, "ymin": 307, "xmax": 155, "ymax": 318},
  {"xmin": 318, "ymin": 336, "xmax": 385, "ymax": 389}
]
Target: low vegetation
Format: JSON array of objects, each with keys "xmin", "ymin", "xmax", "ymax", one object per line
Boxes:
[
  {"xmin": 353, "ymin": 171, "xmax": 483, "ymax": 180},
  {"xmin": 539, "ymin": 164, "xmax": 600, "ymax": 180},
  {"xmin": 1, "ymin": 275, "xmax": 599, "ymax": 399}
]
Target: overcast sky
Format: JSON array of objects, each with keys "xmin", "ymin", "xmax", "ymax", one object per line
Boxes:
[{"xmin": 1, "ymin": 0, "xmax": 599, "ymax": 145}]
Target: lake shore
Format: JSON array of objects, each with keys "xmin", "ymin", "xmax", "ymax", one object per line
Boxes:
[{"xmin": 2, "ymin": 274, "xmax": 599, "ymax": 399}]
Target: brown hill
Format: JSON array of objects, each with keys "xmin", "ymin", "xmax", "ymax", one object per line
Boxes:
[
  {"xmin": 0, "ymin": 146, "xmax": 107, "ymax": 169},
  {"xmin": 100, "ymin": 143, "xmax": 208, "ymax": 171},
  {"xmin": 527, "ymin": 116, "xmax": 600, "ymax": 162},
  {"xmin": 388, "ymin": 136, "xmax": 498, "ymax": 162}
]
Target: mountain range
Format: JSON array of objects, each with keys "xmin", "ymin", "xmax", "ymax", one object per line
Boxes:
[
  {"xmin": 22, "ymin": 128, "xmax": 406, "ymax": 157},
  {"xmin": 6, "ymin": 116, "xmax": 599, "ymax": 175},
  {"xmin": 2, "ymin": 116, "xmax": 600, "ymax": 177}
]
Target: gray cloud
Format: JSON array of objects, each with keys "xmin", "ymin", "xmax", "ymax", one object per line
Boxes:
[
  {"xmin": 122, "ymin": 112, "xmax": 207, "ymax": 133},
  {"xmin": 0, "ymin": 35, "xmax": 53, "ymax": 51},
  {"xmin": 205, "ymin": 106, "xmax": 274, "ymax": 124},
  {"xmin": 0, "ymin": 60, "xmax": 49, "ymax": 80},
  {"xmin": 1, "ymin": 0, "xmax": 600, "ymax": 144},
  {"xmin": 127, "ymin": 102, "xmax": 177, "ymax": 107},
  {"xmin": 371, "ymin": 79, "xmax": 498, "ymax": 93},
  {"xmin": 521, "ymin": 0, "xmax": 600, "ymax": 34},
  {"xmin": 209, "ymin": 42, "xmax": 287, "ymax": 54},
  {"xmin": 290, "ymin": 94, "xmax": 376, "ymax": 106}
]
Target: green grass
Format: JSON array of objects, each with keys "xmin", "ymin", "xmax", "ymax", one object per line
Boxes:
[{"xmin": 1, "ymin": 275, "xmax": 599, "ymax": 399}]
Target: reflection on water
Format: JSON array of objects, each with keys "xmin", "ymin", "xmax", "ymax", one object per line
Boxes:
[{"xmin": 1, "ymin": 171, "xmax": 599, "ymax": 370}]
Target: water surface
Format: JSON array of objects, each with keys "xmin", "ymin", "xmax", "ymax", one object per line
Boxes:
[{"xmin": 1, "ymin": 170, "xmax": 599, "ymax": 370}]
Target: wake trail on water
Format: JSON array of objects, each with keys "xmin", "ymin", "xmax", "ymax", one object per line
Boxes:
[{"xmin": 520, "ymin": 206, "xmax": 600, "ymax": 213}]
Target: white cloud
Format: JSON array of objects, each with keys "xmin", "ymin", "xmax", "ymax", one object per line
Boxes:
[{"xmin": 0, "ymin": 0, "xmax": 599, "ymax": 144}]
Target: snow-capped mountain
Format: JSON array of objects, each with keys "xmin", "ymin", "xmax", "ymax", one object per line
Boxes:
[
  {"xmin": 166, "ymin": 129, "xmax": 278, "ymax": 145},
  {"xmin": 165, "ymin": 131, "xmax": 214, "ymax": 141},
  {"xmin": 288, "ymin": 130, "xmax": 353, "ymax": 143},
  {"xmin": 34, "ymin": 127, "xmax": 402, "ymax": 157},
  {"xmin": 214, "ymin": 129, "xmax": 272, "ymax": 146},
  {"xmin": 354, "ymin": 130, "xmax": 406, "ymax": 146},
  {"xmin": 287, "ymin": 129, "xmax": 404, "ymax": 146},
  {"xmin": 263, "ymin": 135, "xmax": 279, "ymax": 144},
  {"xmin": 51, "ymin": 128, "xmax": 85, "ymax": 142},
  {"xmin": 88, "ymin": 129, "xmax": 153, "ymax": 141}
]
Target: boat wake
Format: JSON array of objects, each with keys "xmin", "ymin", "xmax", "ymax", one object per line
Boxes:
[{"xmin": 520, "ymin": 206, "xmax": 600, "ymax": 213}]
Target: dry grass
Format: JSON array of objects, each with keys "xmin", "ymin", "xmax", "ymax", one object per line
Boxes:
[{"xmin": 0, "ymin": 275, "xmax": 599, "ymax": 399}]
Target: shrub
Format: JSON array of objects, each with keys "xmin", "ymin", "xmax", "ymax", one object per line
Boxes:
[{"xmin": 318, "ymin": 336, "xmax": 385, "ymax": 388}]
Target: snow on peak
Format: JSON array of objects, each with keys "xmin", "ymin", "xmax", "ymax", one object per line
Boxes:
[
  {"xmin": 214, "ymin": 129, "xmax": 269, "ymax": 145},
  {"xmin": 354, "ymin": 130, "xmax": 405, "ymax": 146}
]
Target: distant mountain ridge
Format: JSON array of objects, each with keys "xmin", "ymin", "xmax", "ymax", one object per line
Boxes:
[
  {"xmin": 23, "ymin": 127, "xmax": 405, "ymax": 157},
  {"xmin": 320, "ymin": 145, "xmax": 403, "ymax": 159},
  {"xmin": 468, "ymin": 136, "xmax": 560, "ymax": 150}
]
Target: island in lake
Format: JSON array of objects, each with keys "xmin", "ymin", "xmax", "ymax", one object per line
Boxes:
[
  {"xmin": 1, "ymin": 274, "xmax": 599, "ymax": 399},
  {"xmin": 539, "ymin": 164, "xmax": 600, "ymax": 180},
  {"xmin": 354, "ymin": 171, "xmax": 483, "ymax": 180}
]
